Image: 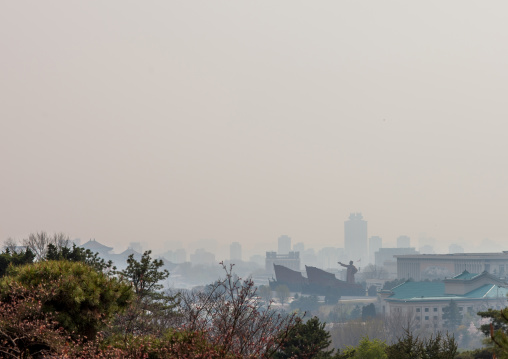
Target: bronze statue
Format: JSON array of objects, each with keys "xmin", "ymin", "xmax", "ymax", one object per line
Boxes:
[{"xmin": 338, "ymin": 260, "xmax": 358, "ymax": 284}]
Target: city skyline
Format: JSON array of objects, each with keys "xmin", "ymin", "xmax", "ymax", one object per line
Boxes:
[{"xmin": 1, "ymin": 1, "xmax": 508, "ymax": 254}]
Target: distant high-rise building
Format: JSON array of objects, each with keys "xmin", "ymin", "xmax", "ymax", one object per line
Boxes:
[
  {"xmin": 278, "ymin": 235, "xmax": 291, "ymax": 255},
  {"xmin": 265, "ymin": 251, "xmax": 300, "ymax": 272},
  {"xmin": 230, "ymin": 242, "xmax": 242, "ymax": 262},
  {"xmin": 397, "ymin": 236, "xmax": 411, "ymax": 248},
  {"xmin": 344, "ymin": 213, "xmax": 367, "ymax": 263},
  {"xmin": 419, "ymin": 245, "xmax": 435, "ymax": 254},
  {"xmin": 293, "ymin": 242, "xmax": 305, "ymax": 252},
  {"xmin": 369, "ymin": 236, "xmax": 382, "ymax": 264},
  {"xmin": 190, "ymin": 248, "xmax": 215, "ymax": 266},
  {"xmin": 449, "ymin": 243, "xmax": 464, "ymax": 254}
]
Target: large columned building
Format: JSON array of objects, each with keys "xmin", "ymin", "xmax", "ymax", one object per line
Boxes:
[{"xmin": 396, "ymin": 252, "xmax": 508, "ymax": 280}]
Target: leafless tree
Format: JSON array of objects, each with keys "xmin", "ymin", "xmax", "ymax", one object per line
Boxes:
[
  {"xmin": 383, "ymin": 308, "xmax": 420, "ymax": 344},
  {"xmin": 22, "ymin": 232, "xmax": 70, "ymax": 261},
  {"xmin": 2, "ymin": 238, "xmax": 18, "ymax": 253},
  {"xmin": 360, "ymin": 264, "xmax": 388, "ymax": 280},
  {"xmin": 329, "ymin": 318, "xmax": 387, "ymax": 350},
  {"xmin": 178, "ymin": 263, "xmax": 300, "ymax": 357}
]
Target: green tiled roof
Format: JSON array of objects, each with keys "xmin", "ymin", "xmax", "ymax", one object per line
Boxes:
[
  {"xmin": 388, "ymin": 282, "xmax": 447, "ymax": 300},
  {"xmin": 465, "ymin": 284, "xmax": 508, "ymax": 299},
  {"xmin": 386, "ymin": 281, "xmax": 508, "ymax": 302},
  {"xmin": 452, "ymin": 270, "xmax": 479, "ymax": 280}
]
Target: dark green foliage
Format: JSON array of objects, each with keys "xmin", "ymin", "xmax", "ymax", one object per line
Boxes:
[
  {"xmin": 385, "ymin": 329, "xmax": 458, "ymax": 359},
  {"xmin": 443, "ymin": 300, "xmax": 463, "ymax": 331},
  {"xmin": 350, "ymin": 305, "xmax": 361, "ymax": 320},
  {"xmin": 478, "ymin": 308, "xmax": 507, "ymax": 337},
  {"xmin": 275, "ymin": 316, "xmax": 335, "ymax": 359},
  {"xmin": 0, "ymin": 248, "xmax": 35, "ymax": 277},
  {"xmin": 325, "ymin": 290, "xmax": 341, "ymax": 305},
  {"xmin": 455, "ymin": 348, "xmax": 495, "ymax": 358},
  {"xmin": 481, "ymin": 307, "xmax": 508, "ymax": 357},
  {"xmin": 119, "ymin": 250, "xmax": 169, "ymax": 298},
  {"xmin": 340, "ymin": 336, "xmax": 388, "ymax": 358},
  {"xmin": 0, "ymin": 260, "xmax": 133, "ymax": 339},
  {"xmin": 46, "ymin": 243, "xmax": 115, "ymax": 272},
  {"xmin": 361, "ymin": 303, "xmax": 376, "ymax": 321},
  {"xmin": 367, "ymin": 285, "xmax": 377, "ymax": 296},
  {"xmin": 290, "ymin": 295, "xmax": 320, "ymax": 314},
  {"xmin": 115, "ymin": 250, "xmax": 178, "ymax": 336}
]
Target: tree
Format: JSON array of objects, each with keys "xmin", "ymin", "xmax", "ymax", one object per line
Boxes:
[
  {"xmin": 0, "ymin": 281, "xmax": 71, "ymax": 358},
  {"xmin": 119, "ymin": 250, "xmax": 169, "ymax": 298},
  {"xmin": 274, "ymin": 317, "xmax": 335, "ymax": 359},
  {"xmin": 442, "ymin": 299, "xmax": 462, "ymax": 331},
  {"xmin": 480, "ymin": 307, "xmax": 508, "ymax": 358},
  {"xmin": 385, "ymin": 329, "xmax": 457, "ymax": 359},
  {"xmin": 276, "ymin": 284, "xmax": 290, "ymax": 306},
  {"xmin": 179, "ymin": 263, "xmax": 300, "ymax": 357},
  {"xmin": 22, "ymin": 231, "xmax": 69, "ymax": 261},
  {"xmin": 0, "ymin": 248, "xmax": 35, "ymax": 277},
  {"xmin": 0, "ymin": 260, "xmax": 133, "ymax": 339},
  {"xmin": 350, "ymin": 305, "xmax": 361, "ymax": 320},
  {"xmin": 290, "ymin": 295, "xmax": 320, "ymax": 314},
  {"xmin": 259, "ymin": 284, "xmax": 273, "ymax": 304},
  {"xmin": 114, "ymin": 250, "xmax": 178, "ymax": 336},
  {"xmin": 361, "ymin": 264, "xmax": 387, "ymax": 280},
  {"xmin": 2, "ymin": 237, "xmax": 18, "ymax": 253},
  {"xmin": 325, "ymin": 288, "xmax": 341, "ymax": 305},
  {"xmin": 46, "ymin": 242, "xmax": 115, "ymax": 272},
  {"xmin": 361, "ymin": 303, "xmax": 376, "ymax": 321},
  {"xmin": 478, "ymin": 308, "xmax": 508, "ymax": 338},
  {"xmin": 346, "ymin": 336, "xmax": 387, "ymax": 359},
  {"xmin": 367, "ymin": 285, "xmax": 377, "ymax": 297}
]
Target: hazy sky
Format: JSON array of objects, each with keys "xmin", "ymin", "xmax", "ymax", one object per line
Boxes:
[{"xmin": 1, "ymin": 1, "xmax": 507, "ymax": 255}]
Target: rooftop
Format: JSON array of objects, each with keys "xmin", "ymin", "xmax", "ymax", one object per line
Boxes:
[{"xmin": 395, "ymin": 252, "xmax": 508, "ymax": 260}]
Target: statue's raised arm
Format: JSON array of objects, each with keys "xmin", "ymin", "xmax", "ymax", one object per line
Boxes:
[{"xmin": 338, "ymin": 260, "xmax": 357, "ymax": 284}]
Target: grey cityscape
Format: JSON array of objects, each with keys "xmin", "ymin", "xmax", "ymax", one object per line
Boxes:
[{"xmin": 1, "ymin": 1, "xmax": 508, "ymax": 358}]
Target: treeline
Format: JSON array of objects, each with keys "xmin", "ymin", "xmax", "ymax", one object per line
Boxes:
[{"xmin": 1, "ymin": 232, "xmax": 508, "ymax": 358}]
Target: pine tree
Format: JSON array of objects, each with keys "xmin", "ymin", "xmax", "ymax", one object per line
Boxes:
[
  {"xmin": 442, "ymin": 300, "xmax": 462, "ymax": 331},
  {"xmin": 275, "ymin": 317, "xmax": 335, "ymax": 359}
]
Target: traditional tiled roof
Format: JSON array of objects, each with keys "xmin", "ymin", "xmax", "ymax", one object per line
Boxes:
[
  {"xmin": 452, "ymin": 270, "xmax": 479, "ymax": 280},
  {"xmin": 80, "ymin": 239, "xmax": 113, "ymax": 253},
  {"xmin": 387, "ymin": 281, "xmax": 447, "ymax": 300},
  {"xmin": 384, "ymin": 280, "xmax": 508, "ymax": 303}
]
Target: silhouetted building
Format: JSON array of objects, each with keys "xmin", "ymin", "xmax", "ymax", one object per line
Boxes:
[
  {"xmin": 317, "ymin": 247, "xmax": 345, "ymax": 269},
  {"xmin": 419, "ymin": 245, "xmax": 435, "ymax": 254},
  {"xmin": 344, "ymin": 213, "xmax": 367, "ymax": 263},
  {"xmin": 449, "ymin": 243, "xmax": 464, "ymax": 254},
  {"xmin": 230, "ymin": 242, "xmax": 242, "ymax": 262},
  {"xmin": 278, "ymin": 235, "xmax": 291, "ymax": 255},
  {"xmin": 80, "ymin": 239, "xmax": 113, "ymax": 256},
  {"xmin": 369, "ymin": 236, "xmax": 382, "ymax": 264},
  {"xmin": 396, "ymin": 252, "xmax": 508, "ymax": 280},
  {"xmin": 190, "ymin": 248, "xmax": 216, "ymax": 266},
  {"xmin": 265, "ymin": 251, "xmax": 300, "ymax": 272},
  {"xmin": 293, "ymin": 242, "xmax": 305, "ymax": 252},
  {"xmin": 375, "ymin": 247, "xmax": 419, "ymax": 278},
  {"xmin": 129, "ymin": 242, "xmax": 142, "ymax": 253},
  {"xmin": 397, "ymin": 235, "xmax": 410, "ymax": 248}
]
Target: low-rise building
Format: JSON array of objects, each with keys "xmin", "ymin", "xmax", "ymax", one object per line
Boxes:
[
  {"xmin": 265, "ymin": 251, "xmax": 300, "ymax": 272},
  {"xmin": 379, "ymin": 271, "xmax": 508, "ymax": 329}
]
